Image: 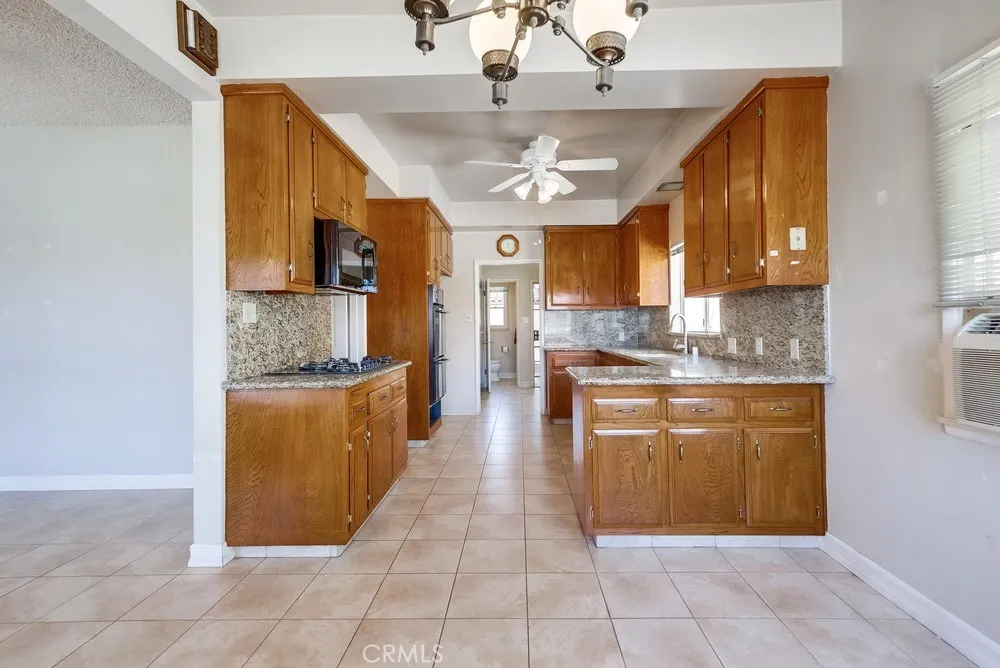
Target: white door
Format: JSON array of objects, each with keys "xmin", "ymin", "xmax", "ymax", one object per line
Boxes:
[{"xmin": 480, "ymin": 279, "xmax": 492, "ymax": 393}]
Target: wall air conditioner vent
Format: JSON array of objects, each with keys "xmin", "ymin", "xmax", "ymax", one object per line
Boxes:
[
  {"xmin": 947, "ymin": 314, "xmax": 1000, "ymax": 429},
  {"xmin": 962, "ymin": 313, "xmax": 1000, "ymax": 334}
]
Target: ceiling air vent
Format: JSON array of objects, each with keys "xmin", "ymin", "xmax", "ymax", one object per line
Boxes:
[
  {"xmin": 948, "ymin": 314, "xmax": 1000, "ymax": 429},
  {"xmin": 657, "ymin": 181, "xmax": 683, "ymax": 192}
]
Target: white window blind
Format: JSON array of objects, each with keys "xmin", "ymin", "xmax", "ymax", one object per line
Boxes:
[{"xmin": 932, "ymin": 40, "xmax": 1000, "ymax": 306}]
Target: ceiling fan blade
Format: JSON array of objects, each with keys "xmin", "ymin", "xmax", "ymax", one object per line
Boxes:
[
  {"xmin": 534, "ymin": 135, "xmax": 560, "ymax": 160},
  {"xmin": 465, "ymin": 160, "xmax": 523, "ymax": 168},
  {"xmin": 548, "ymin": 171, "xmax": 578, "ymax": 195},
  {"xmin": 554, "ymin": 158, "xmax": 619, "ymax": 172},
  {"xmin": 489, "ymin": 172, "xmax": 532, "ymax": 193},
  {"xmin": 514, "ymin": 181, "xmax": 534, "ymax": 200}
]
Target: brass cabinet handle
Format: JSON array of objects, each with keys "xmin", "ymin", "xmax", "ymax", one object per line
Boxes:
[
  {"xmin": 380, "ymin": 393, "xmax": 388, "ymax": 401},
  {"xmin": 692, "ymin": 407, "xmax": 716, "ymax": 413},
  {"xmin": 756, "ymin": 440, "xmax": 761, "ymax": 461},
  {"xmin": 355, "ymin": 405, "xmax": 366, "ymax": 414},
  {"xmin": 307, "ymin": 239, "xmax": 314, "ymax": 259},
  {"xmin": 365, "ymin": 431, "xmax": 371, "ymax": 453},
  {"xmin": 613, "ymin": 408, "xmax": 638, "ymax": 414},
  {"xmin": 769, "ymin": 407, "xmax": 793, "ymax": 412},
  {"xmin": 648, "ymin": 440, "xmax": 653, "ymax": 462},
  {"xmin": 341, "ymin": 196, "xmax": 346, "ymax": 214},
  {"xmin": 678, "ymin": 441, "xmax": 684, "ymax": 462}
]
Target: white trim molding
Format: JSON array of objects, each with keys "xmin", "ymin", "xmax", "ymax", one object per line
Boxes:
[
  {"xmin": 0, "ymin": 474, "xmax": 194, "ymax": 491},
  {"xmin": 595, "ymin": 535, "xmax": 822, "ymax": 548},
  {"xmin": 821, "ymin": 535, "xmax": 1000, "ymax": 668},
  {"xmin": 188, "ymin": 543, "xmax": 235, "ymax": 568}
]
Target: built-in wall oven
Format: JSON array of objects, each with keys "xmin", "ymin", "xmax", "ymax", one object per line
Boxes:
[{"xmin": 429, "ymin": 286, "xmax": 447, "ymax": 424}]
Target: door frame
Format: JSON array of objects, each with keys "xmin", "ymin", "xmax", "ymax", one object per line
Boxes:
[{"xmin": 473, "ymin": 258, "xmax": 545, "ymax": 417}]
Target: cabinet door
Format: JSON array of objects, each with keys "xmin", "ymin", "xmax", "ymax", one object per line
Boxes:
[
  {"xmin": 391, "ymin": 400, "xmax": 409, "ymax": 481},
  {"xmin": 728, "ymin": 99, "xmax": 763, "ymax": 283},
  {"xmin": 369, "ymin": 410, "xmax": 394, "ymax": 508},
  {"xmin": 668, "ymin": 429, "xmax": 742, "ymax": 528},
  {"xmin": 548, "ymin": 369, "xmax": 574, "ymax": 419},
  {"xmin": 314, "ymin": 131, "xmax": 347, "ymax": 221},
  {"xmin": 584, "ymin": 229, "xmax": 618, "ymax": 307},
  {"xmin": 441, "ymin": 228, "xmax": 453, "ymax": 276},
  {"xmin": 345, "ymin": 162, "xmax": 367, "ymax": 234},
  {"xmin": 288, "ymin": 106, "xmax": 316, "ymax": 290},
  {"xmin": 426, "ymin": 212, "xmax": 440, "ymax": 284},
  {"xmin": 745, "ymin": 428, "xmax": 821, "ymax": 530},
  {"xmin": 593, "ymin": 429, "xmax": 664, "ymax": 528},
  {"xmin": 683, "ymin": 158, "xmax": 705, "ymax": 292},
  {"xmin": 349, "ymin": 422, "xmax": 369, "ymax": 530},
  {"xmin": 545, "ymin": 231, "xmax": 585, "ymax": 307},
  {"xmin": 618, "ymin": 220, "xmax": 639, "ymax": 306},
  {"xmin": 702, "ymin": 133, "xmax": 729, "ymax": 288}
]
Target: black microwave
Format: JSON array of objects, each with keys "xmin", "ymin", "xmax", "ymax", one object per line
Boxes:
[{"xmin": 315, "ymin": 219, "xmax": 378, "ymax": 294}]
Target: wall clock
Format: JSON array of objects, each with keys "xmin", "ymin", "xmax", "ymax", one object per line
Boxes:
[{"xmin": 497, "ymin": 234, "xmax": 520, "ymax": 257}]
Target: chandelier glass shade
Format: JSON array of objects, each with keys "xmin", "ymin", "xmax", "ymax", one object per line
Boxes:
[
  {"xmin": 573, "ymin": 0, "xmax": 642, "ymax": 45},
  {"xmin": 469, "ymin": 0, "xmax": 533, "ymax": 61}
]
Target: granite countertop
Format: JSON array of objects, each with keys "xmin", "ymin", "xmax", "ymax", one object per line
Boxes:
[
  {"xmin": 546, "ymin": 345, "xmax": 834, "ymax": 386},
  {"xmin": 224, "ymin": 361, "xmax": 412, "ymax": 391}
]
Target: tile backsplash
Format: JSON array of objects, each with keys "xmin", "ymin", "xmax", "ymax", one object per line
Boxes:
[{"xmin": 226, "ymin": 291, "xmax": 332, "ymax": 380}]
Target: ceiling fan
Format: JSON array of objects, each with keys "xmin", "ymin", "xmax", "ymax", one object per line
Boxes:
[{"xmin": 465, "ymin": 135, "xmax": 619, "ymax": 204}]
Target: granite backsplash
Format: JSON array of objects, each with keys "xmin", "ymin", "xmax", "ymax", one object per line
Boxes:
[
  {"xmin": 544, "ymin": 285, "xmax": 829, "ymax": 374},
  {"xmin": 226, "ymin": 291, "xmax": 332, "ymax": 380}
]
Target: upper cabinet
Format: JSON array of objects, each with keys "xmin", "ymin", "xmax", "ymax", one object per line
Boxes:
[
  {"xmin": 425, "ymin": 208, "xmax": 453, "ymax": 284},
  {"xmin": 545, "ymin": 226, "xmax": 617, "ymax": 309},
  {"xmin": 617, "ymin": 205, "xmax": 670, "ymax": 307},
  {"xmin": 681, "ymin": 77, "xmax": 829, "ymax": 297},
  {"xmin": 222, "ymin": 84, "xmax": 369, "ymax": 293}
]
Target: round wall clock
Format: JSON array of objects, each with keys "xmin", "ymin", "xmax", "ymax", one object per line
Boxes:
[{"xmin": 497, "ymin": 234, "xmax": 520, "ymax": 257}]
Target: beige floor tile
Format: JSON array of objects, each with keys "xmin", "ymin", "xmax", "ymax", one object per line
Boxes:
[
  {"xmin": 391, "ymin": 479, "xmax": 437, "ymax": 496},
  {"xmin": 526, "ymin": 540, "xmax": 594, "ymax": 573},
  {"xmin": 614, "ymin": 619, "xmax": 722, "ymax": 668},
  {"xmin": 452, "ymin": 444, "xmax": 491, "ymax": 454},
  {"xmin": 58, "ymin": 620, "xmax": 193, "ymax": 668},
  {"xmin": 481, "ymin": 465, "xmax": 523, "ymax": 479},
  {"xmin": 527, "ymin": 573, "xmax": 608, "ymax": 618},
  {"xmin": 438, "ymin": 618, "xmax": 528, "ymax": 667},
  {"xmin": 355, "ymin": 514, "xmax": 417, "ymax": 541},
  {"xmin": 528, "ymin": 619, "xmax": 624, "ymax": 668},
  {"xmin": 484, "ymin": 453, "xmax": 521, "ymax": 466},
  {"xmin": 699, "ymin": 618, "xmax": 820, "ymax": 668},
  {"xmin": 523, "ymin": 478, "xmax": 570, "ymax": 495},
  {"xmin": 524, "ymin": 494, "xmax": 576, "ymax": 515},
  {"xmin": 522, "ymin": 454, "xmax": 560, "ymax": 465},
  {"xmin": 322, "ymin": 541, "xmax": 401, "ymax": 574},
  {"xmin": 183, "ymin": 558, "xmax": 262, "ymax": 576},
  {"xmin": 0, "ymin": 576, "xmax": 103, "ymax": 623},
  {"xmin": 0, "ymin": 545, "xmax": 38, "ymax": 565},
  {"xmin": 590, "ymin": 547, "xmax": 665, "ymax": 573},
  {"xmin": 366, "ymin": 574, "xmax": 455, "ymax": 619},
  {"xmin": 0, "ymin": 577, "xmax": 32, "ymax": 597},
  {"xmin": 447, "ymin": 573, "xmax": 527, "ymax": 618},
  {"xmin": 815, "ymin": 573, "xmax": 911, "ymax": 619},
  {"xmin": 116, "ymin": 543, "xmax": 191, "ymax": 576},
  {"xmin": 744, "ymin": 572, "xmax": 858, "ymax": 619},
  {"xmin": 391, "ymin": 541, "xmax": 464, "ymax": 573},
  {"xmin": 47, "ymin": 544, "xmax": 157, "ymax": 577},
  {"xmin": 250, "ymin": 557, "xmax": 329, "ymax": 575},
  {"xmin": 285, "ymin": 574, "xmax": 384, "ymax": 619},
  {"xmin": 525, "ymin": 515, "xmax": 584, "ymax": 539},
  {"xmin": 431, "ymin": 479, "xmax": 481, "ymax": 495},
  {"xmin": 377, "ymin": 495, "xmax": 429, "ymax": 515},
  {"xmin": 447, "ymin": 454, "xmax": 487, "ymax": 466},
  {"xmin": 477, "ymin": 478, "xmax": 523, "ymax": 494},
  {"xmin": 599, "ymin": 573, "xmax": 691, "ymax": 618},
  {"xmin": 472, "ymin": 495, "xmax": 525, "ymax": 515},
  {"xmin": 338, "ymin": 619, "xmax": 444, "ymax": 668},
  {"xmin": 420, "ymin": 495, "xmax": 476, "ymax": 515},
  {"xmin": 720, "ymin": 548, "xmax": 805, "ymax": 573},
  {"xmin": 671, "ymin": 573, "xmax": 774, "ymax": 618},
  {"xmin": 0, "ymin": 544, "xmax": 95, "ymax": 577},
  {"xmin": 785, "ymin": 618, "xmax": 919, "ymax": 668},
  {"xmin": 783, "ymin": 548, "xmax": 849, "ymax": 573},
  {"xmin": 0, "ymin": 624, "xmax": 23, "ymax": 643},
  {"xmin": 45, "ymin": 575, "xmax": 172, "ymax": 622},
  {"xmin": 204, "ymin": 574, "xmax": 313, "ymax": 619},
  {"xmin": 871, "ymin": 619, "xmax": 977, "ymax": 668},
  {"xmin": 124, "ymin": 575, "xmax": 243, "ymax": 620},
  {"xmin": 244, "ymin": 619, "xmax": 359, "ymax": 668},
  {"xmin": 0, "ymin": 621, "xmax": 108, "ymax": 668},
  {"xmin": 654, "ymin": 548, "xmax": 736, "ymax": 573},
  {"xmin": 149, "ymin": 619, "xmax": 277, "ymax": 668},
  {"xmin": 401, "ymin": 465, "xmax": 444, "ymax": 479},
  {"xmin": 458, "ymin": 540, "xmax": 526, "ymax": 573},
  {"xmin": 407, "ymin": 515, "xmax": 471, "ymax": 540},
  {"xmin": 466, "ymin": 515, "xmax": 525, "ymax": 540}
]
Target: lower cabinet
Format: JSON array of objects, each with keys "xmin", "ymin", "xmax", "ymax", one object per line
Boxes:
[
  {"xmin": 667, "ymin": 428, "xmax": 743, "ymax": 529},
  {"xmin": 593, "ymin": 428, "xmax": 664, "ymax": 529},
  {"xmin": 745, "ymin": 428, "xmax": 822, "ymax": 530},
  {"xmin": 547, "ymin": 351, "xmax": 599, "ymax": 419},
  {"xmin": 369, "ymin": 409, "xmax": 394, "ymax": 510},
  {"xmin": 391, "ymin": 400, "xmax": 409, "ymax": 480},
  {"xmin": 349, "ymin": 422, "xmax": 370, "ymax": 530}
]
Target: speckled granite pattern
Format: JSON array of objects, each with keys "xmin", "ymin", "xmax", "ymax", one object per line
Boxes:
[
  {"xmin": 543, "ymin": 309, "xmax": 641, "ymax": 347},
  {"xmin": 224, "ymin": 361, "xmax": 412, "ymax": 391},
  {"xmin": 227, "ymin": 291, "xmax": 332, "ymax": 380}
]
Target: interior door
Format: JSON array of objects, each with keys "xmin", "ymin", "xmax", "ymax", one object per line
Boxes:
[
  {"xmin": 683, "ymin": 157, "xmax": 705, "ymax": 292},
  {"xmin": 668, "ymin": 428, "xmax": 742, "ymax": 528},
  {"xmin": 702, "ymin": 133, "xmax": 729, "ymax": 288},
  {"xmin": 593, "ymin": 429, "xmax": 665, "ymax": 528},
  {"xmin": 480, "ymin": 279, "xmax": 492, "ymax": 393},
  {"xmin": 584, "ymin": 229, "xmax": 617, "ymax": 307},
  {"xmin": 727, "ymin": 99, "xmax": 763, "ymax": 283},
  {"xmin": 288, "ymin": 106, "xmax": 316, "ymax": 290},
  {"xmin": 391, "ymin": 400, "xmax": 409, "ymax": 480},
  {"xmin": 349, "ymin": 422, "xmax": 369, "ymax": 529},
  {"xmin": 546, "ymin": 231, "xmax": 585, "ymax": 307},
  {"xmin": 745, "ymin": 428, "xmax": 821, "ymax": 530},
  {"xmin": 370, "ymin": 410, "xmax": 394, "ymax": 508}
]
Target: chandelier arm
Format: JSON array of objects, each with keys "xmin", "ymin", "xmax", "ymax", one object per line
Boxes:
[
  {"xmin": 551, "ymin": 17, "xmax": 609, "ymax": 68},
  {"xmin": 497, "ymin": 25, "xmax": 525, "ymax": 81},
  {"xmin": 431, "ymin": 2, "xmax": 519, "ymax": 25}
]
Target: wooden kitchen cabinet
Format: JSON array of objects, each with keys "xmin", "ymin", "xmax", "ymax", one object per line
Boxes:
[
  {"xmin": 391, "ymin": 400, "xmax": 409, "ymax": 480},
  {"xmin": 617, "ymin": 219, "xmax": 639, "ymax": 306},
  {"xmin": 345, "ymin": 162, "xmax": 368, "ymax": 234},
  {"xmin": 680, "ymin": 77, "xmax": 829, "ymax": 297},
  {"xmin": 667, "ymin": 428, "xmax": 742, "ymax": 529},
  {"xmin": 616, "ymin": 205, "xmax": 671, "ymax": 307},
  {"xmin": 369, "ymin": 409, "xmax": 394, "ymax": 509},
  {"xmin": 350, "ymin": 422, "xmax": 370, "ymax": 530},
  {"xmin": 426, "ymin": 212, "xmax": 441, "ymax": 285},
  {"xmin": 222, "ymin": 84, "xmax": 369, "ymax": 292},
  {"xmin": 745, "ymin": 428, "xmax": 823, "ymax": 531},
  {"xmin": 546, "ymin": 351, "xmax": 599, "ymax": 419},
  {"xmin": 544, "ymin": 226, "xmax": 617, "ymax": 309},
  {"xmin": 439, "ymin": 223, "xmax": 453, "ymax": 276},
  {"xmin": 593, "ymin": 428, "xmax": 665, "ymax": 529}
]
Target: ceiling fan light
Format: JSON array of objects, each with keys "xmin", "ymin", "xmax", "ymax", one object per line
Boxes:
[
  {"xmin": 514, "ymin": 181, "xmax": 533, "ymax": 200},
  {"xmin": 538, "ymin": 191, "xmax": 553, "ymax": 204},
  {"xmin": 470, "ymin": 0, "xmax": 533, "ymax": 64},
  {"xmin": 542, "ymin": 178, "xmax": 560, "ymax": 197},
  {"xmin": 572, "ymin": 0, "xmax": 641, "ymax": 64}
]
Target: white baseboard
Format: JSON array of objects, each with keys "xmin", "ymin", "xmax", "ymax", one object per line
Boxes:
[
  {"xmin": 821, "ymin": 534, "xmax": 1000, "ymax": 668},
  {"xmin": 188, "ymin": 543, "xmax": 235, "ymax": 568},
  {"xmin": 0, "ymin": 474, "xmax": 194, "ymax": 491}
]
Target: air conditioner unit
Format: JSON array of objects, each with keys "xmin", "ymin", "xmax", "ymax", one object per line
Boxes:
[{"xmin": 942, "ymin": 313, "xmax": 1000, "ymax": 433}]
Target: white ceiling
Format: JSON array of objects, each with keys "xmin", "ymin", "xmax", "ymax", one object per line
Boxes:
[
  {"xmin": 362, "ymin": 109, "xmax": 682, "ymax": 202},
  {"xmin": 200, "ymin": 0, "xmax": 826, "ymax": 17},
  {"xmin": 0, "ymin": 0, "xmax": 191, "ymax": 126}
]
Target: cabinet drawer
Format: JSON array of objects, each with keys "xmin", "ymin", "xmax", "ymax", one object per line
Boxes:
[
  {"xmin": 592, "ymin": 397, "xmax": 661, "ymax": 422},
  {"xmin": 391, "ymin": 378, "xmax": 407, "ymax": 401},
  {"xmin": 369, "ymin": 384, "xmax": 394, "ymax": 416},
  {"xmin": 550, "ymin": 352, "xmax": 597, "ymax": 369},
  {"xmin": 349, "ymin": 395, "xmax": 369, "ymax": 427},
  {"xmin": 668, "ymin": 397, "xmax": 737, "ymax": 422},
  {"xmin": 745, "ymin": 397, "xmax": 814, "ymax": 422}
]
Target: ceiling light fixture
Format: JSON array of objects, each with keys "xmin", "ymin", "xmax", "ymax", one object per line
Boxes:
[{"xmin": 405, "ymin": 0, "xmax": 648, "ymax": 110}]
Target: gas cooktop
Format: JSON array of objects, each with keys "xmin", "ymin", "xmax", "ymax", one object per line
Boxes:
[{"xmin": 274, "ymin": 356, "xmax": 394, "ymax": 375}]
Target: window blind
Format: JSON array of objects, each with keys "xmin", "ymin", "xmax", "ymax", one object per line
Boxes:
[{"xmin": 932, "ymin": 40, "xmax": 1000, "ymax": 306}]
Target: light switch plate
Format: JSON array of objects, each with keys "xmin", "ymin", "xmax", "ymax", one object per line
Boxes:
[
  {"xmin": 790, "ymin": 338, "xmax": 800, "ymax": 360},
  {"xmin": 501, "ymin": 346, "xmax": 510, "ymax": 353},
  {"xmin": 755, "ymin": 337, "xmax": 764, "ymax": 356},
  {"xmin": 522, "ymin": 316, "xmax": 530, "ymax": 324},
  {"xmin": 727, "ymin": 337, "xmax": 737, "ymax": 354},
  {"xmin": 790, "ymin": 227, "xmax": 807, "ymax": 251},
  {"xmin": 466, "ymin": 314, "xmax": 473, "ymax": 323},
  {"xmin": 242, "ymin": 302, "xmax": 257, "ymax": 324}
]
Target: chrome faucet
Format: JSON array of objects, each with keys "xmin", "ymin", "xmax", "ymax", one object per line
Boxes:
[{"xmin": 669, "ymin": 313, "xmax": 688, "ymax": 355}]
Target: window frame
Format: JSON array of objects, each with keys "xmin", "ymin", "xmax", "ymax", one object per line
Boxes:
[
  {"xmin": 488, "ymin": 285, "xmax": 510, "ymax": 330},
  {"xmin": 669, "ymin": 244, "xmax": 721, "ymax": 335}
]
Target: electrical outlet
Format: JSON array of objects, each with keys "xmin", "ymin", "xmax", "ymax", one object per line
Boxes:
[
  {"xmin": 755, "ymin": 337, "xmax": 764, "ymax": 356},
  {"xmin": 521, "ymin": 316, "xmax": 530, "ymax": 324},
  {"xmin": 501, "ymin": 346, "xmax": 510, "ymax": 353},
  {"xmin": 465, "ymin": 314, "xmax": 473, "ymax": 323},
  {"xmin": 790, "ymin": 338, "xmax": 800, "ymax": 360},
  {"xmin": 618, "ymin": 331, "xmax": 626, "ymax": 342},
  {"xmin": 727, "ymin": 337, "xmax": 737, "ymax": 354},
  {"xmin": 242, "ymin": 302, "xmax": 257, "ymax": 324}
]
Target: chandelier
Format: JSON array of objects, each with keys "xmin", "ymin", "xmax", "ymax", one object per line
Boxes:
[{"xmin": 404, "ymin": 0, "xmax": 648, "ymax": 109}]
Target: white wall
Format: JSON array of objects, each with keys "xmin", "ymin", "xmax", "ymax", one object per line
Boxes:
[
  {"xmin": 0, "ymin": 126, "xmax": 194, "ymax": 486},
  {"xmin": 450, "ymin": 200, "xmax": 617, "ymax": 229},
  {"xmin": 827, "ymin": 0, "xmax": 1000, "ymax": 647},
  {"xmin": 482, "ymin": 264, "xmax": 541, "ymax": 386}
]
